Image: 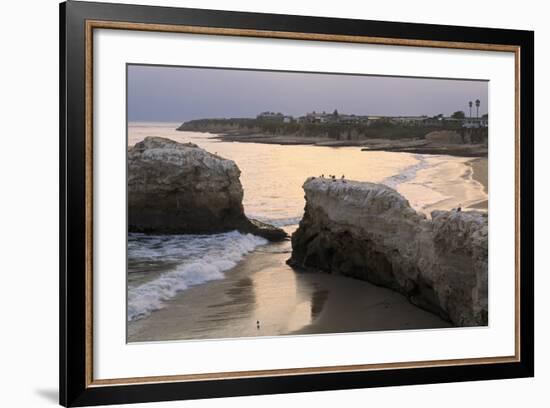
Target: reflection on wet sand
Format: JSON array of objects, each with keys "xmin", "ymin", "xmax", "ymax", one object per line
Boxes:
[
  {"xmin": 127, "ymin": 248, "xmax": 320, "ymax": 341},
  {"xmin": 311, "ymin": 289, "xmax": 329, "ymax": 320}
]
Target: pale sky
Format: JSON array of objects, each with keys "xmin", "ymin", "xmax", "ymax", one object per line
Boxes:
[{"xmin": 128, "ymin": 64, "xmax": 488, "ymax": 122}]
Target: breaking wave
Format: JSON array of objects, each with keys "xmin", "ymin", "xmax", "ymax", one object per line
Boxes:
[
  {"xmin": 381, "ymin": 154, "xmax": 432, "ymax": 188},
  {"xmin": 127, "ymin": 231, "xmax": 267, "ymax": 321},
  {"xmin": 247, "ymin": 215, "xmax": 303, "ymax": 227}
]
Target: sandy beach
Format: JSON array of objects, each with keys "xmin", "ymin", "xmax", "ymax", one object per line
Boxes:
[
  {"xmin": 467, "ymin": 158, "xmax": 488, "ymax": 209},
  {"xmin": 397, "ymin": 156, "xmax": 488, "ymax": 214},
  {"xmin": 128, "ymin": 227, "xmax": 450, "ymax": 342}
]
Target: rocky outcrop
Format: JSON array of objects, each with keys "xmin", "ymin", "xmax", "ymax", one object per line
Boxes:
[
  {"xmin": 288, "ymin": 177, "xmax": 488, "ymax": 326},
  {"xmin": 128, "ymin": 137, "xmax": 286, "ymax": 241},
  {"xmin": 424, "ymin": 130, "xmax": 463, "ymax": 144},
  {"xmin": 361, "ymin": 132, "xmax": 487, "ymax": 157}
]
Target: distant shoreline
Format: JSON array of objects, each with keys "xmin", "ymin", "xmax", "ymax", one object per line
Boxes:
[{"xmin": 203, "ymin": 131, "xmax": 488, "ymax": 158}]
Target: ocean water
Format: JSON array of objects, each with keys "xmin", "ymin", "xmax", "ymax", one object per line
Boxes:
[
  {"xmin": 127, "ymin": 122, "xmax": 487, "ymax": 321},
  {"xmin": 128, "ymin": 231, "xmax": 267, "ymax": 321},
  {"xmin": 382, "ymin": 154, "xmax": 430, "ymax": 188}
]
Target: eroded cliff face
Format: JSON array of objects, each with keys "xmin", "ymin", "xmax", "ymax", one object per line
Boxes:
[
  {"xmin": 128, "ymin": 137, "xmax": 286, "ymax": 241},
  {"xmin": 289, "ymin": 177, "xmax": 488, "ymax": 326}
]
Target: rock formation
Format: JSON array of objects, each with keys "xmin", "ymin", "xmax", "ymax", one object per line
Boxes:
[
  {"xmin": 424, "ymin": 130, "xmax": 463, "ymax": 144},
  {"xmin": 288, "ymin": 177, "xmax": 488, "ymax": 326},
  {"xmin": 128, "ymin": 137, "xmax": 286, "ymax": 241}
]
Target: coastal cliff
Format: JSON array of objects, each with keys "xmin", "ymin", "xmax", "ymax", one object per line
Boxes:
[
  {"xmin": 178, "ymin": 120, "xmax": 487, "ymax": 156},
  {"xmin": 288, "ymin": 177, "xmax": 488, "ymax": 326},
  {"xmin": 361, "ymin": 130, "xmax": 487, "ymax": 157},
  {"xmin": 128, "ymin": 137, "xmax": 286, "ymax": 241},
  {"xmin": 178, "ymin": 118, "xmax": 440, "ymax": 141}
]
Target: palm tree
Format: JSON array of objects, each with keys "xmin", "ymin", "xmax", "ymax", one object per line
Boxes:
[
  {"xmin": 475, "ymin": 99, "xmax": 480, "ymax": 118},
  {"xmin": 468, "ymin": 101, "xmax": 473, "ymax": 118}
]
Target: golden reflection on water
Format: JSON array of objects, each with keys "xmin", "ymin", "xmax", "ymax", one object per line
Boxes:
[{"xmin": 129, "ymin": 124, "xmax": 428, "ymax": 219}]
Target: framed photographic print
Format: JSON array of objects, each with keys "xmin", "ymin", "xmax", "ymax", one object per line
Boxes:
[{"xmin": 59, "ymin": 1, "xmax": 534, "ymax": 406}]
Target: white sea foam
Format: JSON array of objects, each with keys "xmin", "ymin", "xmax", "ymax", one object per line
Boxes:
[
  {"xmin": 247, "ymin": 215, "xmax": 303, "ymax": 227},
  {"xmin": 127, "ymin": 231, "xmax": 267, "ymax": 321},
  {"xmin": 381, "ymin": 154, "xmax": 432, "ymax": 188}
]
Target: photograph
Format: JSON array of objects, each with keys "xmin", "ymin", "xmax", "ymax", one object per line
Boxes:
[
  {"xmin": 126, "ymin": 65, "xmax": 489, "ymax": 343},
  {"xmin": 54, "ymin": 1, "xmax": 535, "ymax": 406}
]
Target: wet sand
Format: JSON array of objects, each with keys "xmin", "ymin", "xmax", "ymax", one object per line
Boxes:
[
  {"xmin": 128, "ymin": 232, "xmax": 450, "ymax": 342},
  {"xmin": 291, "ymin": 272, "xmax": 451, "ymax": 336}
]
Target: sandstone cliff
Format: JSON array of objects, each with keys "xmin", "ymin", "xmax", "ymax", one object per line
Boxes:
[
  {"xmin": 128, "ymin": 137, "xmax": 286, "ymax": 241},
  {"xmin": 288, "ymin": 177, "xmax": 488, "ymax": 326}
]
